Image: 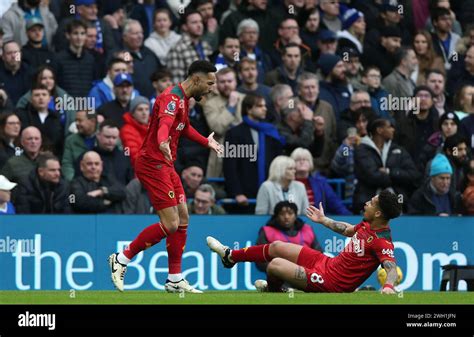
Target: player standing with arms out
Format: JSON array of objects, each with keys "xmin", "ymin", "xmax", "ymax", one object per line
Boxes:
[
  {"xmin": 109, "ymin": 60, "xmax": 222, "ymax": 293},
  {"xmin": 207, "ymin": 189, "xmax": 402, "ymax": 294}
]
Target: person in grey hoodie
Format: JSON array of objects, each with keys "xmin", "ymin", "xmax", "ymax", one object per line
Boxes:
[{"xmin": 353, "ymin": 118, "xmax": 420, "ymax": 214}]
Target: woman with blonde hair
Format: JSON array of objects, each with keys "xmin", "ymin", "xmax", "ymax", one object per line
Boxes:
[
  {"xmin": 291, "ymin": 147, "xmax": 351, "ymax": 215},
  {"xmin": 255, "ymin": 156, "xmax": 309, "ymax": 215},
  {"xmin": 412, "ymin": 30, "xmax": 445, "ymax": 85}
]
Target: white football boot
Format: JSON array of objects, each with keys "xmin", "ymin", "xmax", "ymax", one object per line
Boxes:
[
  {"xmin": 206, "ymin": 236, "xmax": 235, "ymax": 268},
  {"xmin": 164, "ymin": 279, "xmax": 203, "ymax": 294},
  {"xmin": 108, "ymin": 253, "xmax": 127, "ymax": 292}
]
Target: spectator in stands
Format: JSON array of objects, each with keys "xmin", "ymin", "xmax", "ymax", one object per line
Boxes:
[
  {"xmin": 167, "ymin": 9, "xmax": 212, "ymax": 84},
  {"xmin": 382, "ymin": 47, "xmax": 418, "ymax": 100},
  {"xmin": 354, "ymin": 118, "xmax": 420, "ymax": 213},
  {"xmin": 224, "ymin": 94, "xmax": 284, "ymax": 206},
  {"xmin": 70, "ymin": 151, "xmax": 126, "ymax": 214},
  {"xmin": 16, "ymin": 65, "xmax": 75, "ymax": 136},
  {"xmin": 337, "ymin": 8, "xmax": 366, "ymax": 55},
  {"xmin": 14, "ymin": 152, "xmax": 70, "ymax": 213},
  {"xmin": 96, "ymin": 73, "xmax": 134, "ymax": 128},
  {"xmin": 54, "ymin": 0, "xmax": 115, "ymax": 53},
  {"xmin": 395, "ymin": 86, "xmax": 440, "ymax": 162},
  {"xmin": 339, "ymin": 47, "xmax": 364, "ymax": 92},
  {"xmin": 93, "ymin": 119, "xmax": 133, "ymax": 186},
  {"xmin": 461, "ymin": 112, "xmax": 474, "ymax": 153},
  {"xmin": 120, "ymin": 96, "xmax": 149, "ymax": 169},
  {"xmin": 193, "ymin": 0, "xmax": 220, "ymax": 51},
  {"xmin": 300, "ymin": 8, "xmax": 321, "ymax": 61},
  {"xmin": 213, "ymin": 36, "xmax": 240, "ymax": 72},
  {"xmin": 203, "ymin": 67, "xmax": 245, "ymax": 177},
  {"xmin": 337, "ymin": 93, "xmax": 374, "ymax": 143},
  {"xmin": 453, "ymin": 84, "xmax": 474, "ymax": 120},
  {"xmin": 255, "ymin": 200, "xmax": 322, "ymax": 272},
  {"xmin": 16, "ymin": 84, "xmax": 63, "ymax": 156},
  {"xmin": 122, "ymin": 19, "xmax": 162, "ymax": 98},
  {"xmin": 237, "ymin": 57, "xmax": 272, "ymax": 112},
  {"xmin": 268, "ymin": 18, "xmax": 311, "ymax": 70},
  {"xmin": 0, "ymin": 86, "xmax": 14, "ymax": 114},
  {"xmin": 237, "ymin": 18, "xmax": 271, "ymax": 84},
  {"xmin": 181, "ymin": 162, "xmax": 205, "ymax": 199},
  {"xmin": 1, "ymin": 126, "xmax": 42, "ymax": 183},
  {"xmin": 122, "ymin": 178, "xmax": 153, "ymax": 214},
  {"xmin": 0, "ymin": 113, "xmax": 21, "ymax": 170},
  {"xmin": 361, "ymin": 66, "xmax": 392, "ymax": 120},
  {"xmin": 88, "ymin": 58, "xmax": 139, "ymax": 109},
  {"xmin": 408, "ymin": 153, "xmax": 458, "ymax": 215},
  {"xmin": 269, "ymin": 84, "xmax": 293, "ymax": 124},
  {"xmin": 297, "ymin": 72, "xmax": 337, "ymax": 175},
  {"xmin": 0, "ymin": 41, "xmax": 31, "ymax": 105},
  {"xmin": 21, "ymin": 18, "xmax": 57, "ymax": 71},
  {"xmin": 144, "ymin": 8, "xmax": 181, "ymax": 66},
  {"xmin": 412, "ymin": 31, "xmax": 445, "ymax": 85},
  {"xmin": 102, "ymin": 1, "xmax": 126, "ymax": 47},
  {"xmin": 419, "ymin": 111, "xmax": 460, "ymax": 173},
  {"xmin": 316, "ymin": 29, "xmax": 338, "ymax": 59},
  {"xmin": 319, "ymin": 0, "xmax": 342, "ymax": 33},
  {"xmin": 84, "ymin": 23, "xmax": 106, "ymax": 79},
  {"xmin": 0, "ymin": 174, "xmax": 16, "ymax": 215},
  {"xmin": 255, "ymin": 155, "xmax": 309, "ymax": 215},
  {"xmin": 461, "ymin": 159, "xmax": 474, "ymax": 215},
  {"xmin": 150, "ymin": 68, "xmax": 173, "ymax": 106},
  {"xmin": 447, "ymin": 45, "xmax": 474, "ymax": 98},
  {"xmin": 318, "ymin": 53, "xmax": 351, "ymax": 119},
  {"xmin": 430, "ymin": 7, "xmax": 461, "ymax": 70},
  {"xmin": 440, "ymin": 133, "xmax": 470, "ymax": 193},
  {"xmin": 62, "ymin": 110, "xmax": 97, "ymax": 181},
  {"xmin": 187, "ymin": 184, "xmax": 226, "ymax": 215},
  {"xmin": 129, "ymin": 0, "xmax": 168, "ymax": 39},
  {"xmin": 291, "ymin": 147, "xmax": 351, "ymax": 215},
  {"xmin": 0, "ymin": 0, "xmax": 57, "ymax": 49},
  {"xmin": 265, "ymin": 43, "xmax": 304, "ymax": 94},
  {"xmin": 425, "ymin": 0, "xmax": 463, "ymax": 36},
  {"xmin": 426, "ymin": 69, "xmax": 449, "ymax": 116},
  {"xmin": 362, "ymin": 25, "xmax": 402, "ymax": 78},
  {"xmin": 56, "ymin": 19, "xmax": 97, "ymax": 98}
]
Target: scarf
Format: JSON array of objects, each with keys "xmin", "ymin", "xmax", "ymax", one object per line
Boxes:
[{"xmin": 243, "ymin": 116, "xmax": 286, "ymax": 185}]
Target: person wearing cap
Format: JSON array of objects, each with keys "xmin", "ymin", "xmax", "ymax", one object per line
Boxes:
[
  {"xmin": 0, "ymin": 0, "xmax": 57, "ymax": 49},
  {"xmin": 92, "ymin": 119, "xmax": 134, "ymax": 186},
  {"xmin": 382, "ymin": 46, "xmax": 418, "ymax": 100},
  {"xmin": 120, "ymin": 96, "xmax": 151, "ymax": 169},
  {"xmin": 315, "ymin": 29, "xmax": 338, "ymax": 60},
  {"xmin": 394, "ymin": 85, "xmax": 440, "ymax": 163},
  {"xmin": 337, "ymin": 8, "xmax": 365, "ymax": 54},
  {"xmin": 55, "ymin": 19, "xmax": 97, "ymax": 98},
  {"xmin": 362, "ymin": 25, "xmax": 402, "ymax": 78},
  {"xmin": 408, "ymin": 153, "xmax": 458, "ymax": 215},
  {"xmin": 418, "ymin": 111, "xmax": 460, "ymax": 173},
  {"xmin": 97, "ymin": 73, "xmax": 134, "ymax": 128},
  {"xmin": 0, "ymin": 174, "xmax": 16, "ymax": 215},
  {"xmin": 318, "ymin": 53, "xmax": 351, "ymax": 119},
  {"xmin": 21, "ymin": 18, "xmax": 57, "ymax": 72}
]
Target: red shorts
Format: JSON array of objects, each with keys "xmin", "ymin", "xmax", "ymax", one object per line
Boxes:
[
  {"xmin": 297, "ymin": 246, "xmax": 334, "ymax": 292},
  {"xmin": 134, "ymin": 156, "xmax": 186, "ymax": 211}
]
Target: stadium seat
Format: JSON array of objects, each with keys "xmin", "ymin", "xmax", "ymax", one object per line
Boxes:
[{"xmin": 440, "ymin": 265, "xmax": 474, "ymax": 291}]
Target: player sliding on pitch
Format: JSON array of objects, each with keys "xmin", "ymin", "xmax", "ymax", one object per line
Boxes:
[
  {"xmin": 208, "ymin": 189, "xmax": 401, "ymax": 294},
  {"xmin": 109, "ymin": 60, "xmax": 223, "ymax": 293}
]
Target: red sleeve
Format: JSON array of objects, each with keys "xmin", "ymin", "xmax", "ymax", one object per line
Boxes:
[
  {"xmin": 157, "ymin": 115, "xmax": 174, "ymax": 144},
  {"xmin": 372, "ymin": 239, "xmax": 396, "ymax": 264},
  {"xmin": 156, "ymin": 94, "xmax": 179, "ymax": 144},
  {"xmin": 353, "ymin": 221, "xmax": 366, "ymax": 233},
  {"xmin": 182, "ymin": 124, "xmax": 209, "ymax": 147}
]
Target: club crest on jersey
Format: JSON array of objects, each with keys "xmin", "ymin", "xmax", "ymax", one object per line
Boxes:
[
  {"xmin": 165, "ymin": 101, "xmax": 177, "ymax": 115},
  {"xmin": 168, "ymin": 191, "xmax": 175, "ymax": 199},
  {"xmin": 176, "ymin": 123, "xmax": 185, "ymax": 131}
]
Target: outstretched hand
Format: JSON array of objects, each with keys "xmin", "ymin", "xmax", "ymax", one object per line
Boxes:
[
  {"xmin": 306, "ymin": 202, "xmax": 326, "ymax": 223},
  {"xmin": 208, "ymin": 132, "xmax": 224, "ymax": 156},
  {"xmin": 159, "ymin": 136, "xmax": 172, "ymax": 162}
]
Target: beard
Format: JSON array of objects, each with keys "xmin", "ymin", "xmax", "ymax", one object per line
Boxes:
[{"xmin": 194, "ymin": 94, "xmax": 203, "ymax": 102}]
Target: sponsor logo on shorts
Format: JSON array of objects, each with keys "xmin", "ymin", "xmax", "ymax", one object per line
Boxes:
[
  {"xmin": 310, "ymin": 272, "xmax": 324, "ymax": 284},
  {"xmin": 168, "ymin": 191, "xmax": 175, "ymax": 199}
]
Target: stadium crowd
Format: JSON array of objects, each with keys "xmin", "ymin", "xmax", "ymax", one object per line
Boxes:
[{"xmin": 1, "ymin": 0, "xmax": 474, "ymax": 216}]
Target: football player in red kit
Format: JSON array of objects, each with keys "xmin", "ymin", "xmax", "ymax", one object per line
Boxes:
[
  {"xmin": 207, "ymin": 189, "xmax": 402, "ymax": 294},
  {"xmin": 109, "ymin": 60, "xmax": 223, "ymax": 293}
]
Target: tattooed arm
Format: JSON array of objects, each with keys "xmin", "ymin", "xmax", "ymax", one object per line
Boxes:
[
  {"xmin": 306, "ymin": 202, "xmax": 355, "ymax": 237},
  {"xmin": 381, "ymin": 260, "xmax": 398, "ymax": 294}
]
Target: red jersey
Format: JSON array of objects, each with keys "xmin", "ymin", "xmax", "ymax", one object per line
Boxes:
[
  {"xmin": 138, "ymin": 84, "xmax": 208, "ymax": 164},
  {"xmin": 326, "ymin": 221, "xmax": 396, "ymax": 292}
]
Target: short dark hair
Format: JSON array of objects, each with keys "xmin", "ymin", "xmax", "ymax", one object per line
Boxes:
[
  {"xmin": 99, "ymin": 119, "xmax": 120, "ymax": 133},
  {"xmin": 443, "ymin": 133, "xmax": 467, "ymax": 152},
  {"xmin": 31, "ymin": 83, "xmax": 50, "ymax": 92},
  {"xmin": 188, "ymin": 60, "xmax": 217, "ymax": 77},
  {"xmin": 150, "ymin": 68, "xmax": 172, "ymax": 82},
  {"xmin": 362, "ymin": 65, "xmax": 381, "ymax": 77},
  {"xmin": 181, "ymin": 8, "xmax": 202, "ymax": 26},
  {"xmin": 395, "ymin": 46, "xmax": 414, "ymax": 66},
  {"xmin": 153, "ymin": 8, "xmax": 172, "ymax": 22},
  {"xmin": 107, "ymin": 57, "xmax": 127, "ymax": 70},
  {"xmin": 431, "ymin": 7, "xmax": 451, "ymax": 22},
  {"xmin": 282, "ymin": 42, "xmax": 301, "ymax": 56},
  {"xmin": 241, "ymin": 94, "xmax": 265, "ymax": 116},
  {"xmin": 426, "ymin": 68, "xmax": 446, "ymax": 80},
  {"xmin": 66, "ymin": 19, "xmax": 88, "ymax": 34},
  {"xmin": 377, "ymin": 189, "xmax": 402, "ymax": 220},
  {"xmin": 37, "ymin": 152, "xmax": 59, "ymax": 169},
  {"xmin": 368, "ymin": 118, "xmax": 390, "ymax": 137}
]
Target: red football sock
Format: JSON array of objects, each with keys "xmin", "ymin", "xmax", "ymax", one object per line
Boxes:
[
  {"xmin": 230, "ymin": 244, "xmax": 271, "ymax": 263},
  {"xmin": 123, "ymin": 222, "xmax": 169, "ymax": 260},
  {"xmin": 166, "ymin": 225, "xmax": 188, "ymax": 274}
]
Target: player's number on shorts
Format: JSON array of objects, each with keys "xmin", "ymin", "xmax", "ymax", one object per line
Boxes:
[{"xmin": 310, "ymin": 272, "xmax": 324, "ymax": 284}]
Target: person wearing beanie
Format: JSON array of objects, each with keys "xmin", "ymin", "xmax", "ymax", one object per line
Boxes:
[
  {"xmin": 337, "ymin": 8, "xmax": 365, "ymax": 54},
  {"xmin": 318, "ymin": 53, "xmax": 351, "ymax": 119},
  {"xmin": 418, "ymin": 111, "xmax": 460, "ymax": 173},
  {"xmin": 408, "ymin": 153, "xmax": 458, "ymax": 215},
  {"xmin": 120, "ymin": 96, "xmax": 151, "ymax": 169}
]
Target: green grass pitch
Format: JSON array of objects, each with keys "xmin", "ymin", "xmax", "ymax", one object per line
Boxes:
[{"xmin": 1, "ymin": 291, "xmax": 473, "ymax": 305}]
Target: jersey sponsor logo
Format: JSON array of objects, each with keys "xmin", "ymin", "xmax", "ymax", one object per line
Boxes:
[
  {"xmin": 382, "ymin": 248, "xmax": 394, "ymax": 258},
  {"xmin": 310, "ymin": 272, "xmax": 324, "ymax": 284},
  {"xmin": 351, "ymin": 233, "xmax": 363, "ymax": 254},
  {"xmin": 176, "ymin": 122, "xmax": 185, "ymax": 131},
  {"xmin": 168, "ymin": 191, "xmax": 175, "ymax": 199}
]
